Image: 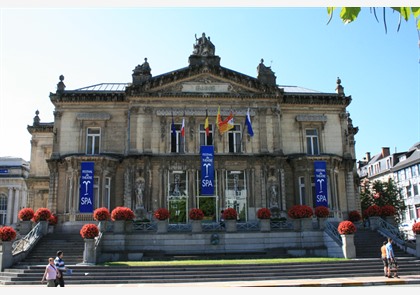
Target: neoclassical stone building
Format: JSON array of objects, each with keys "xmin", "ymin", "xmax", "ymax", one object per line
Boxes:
[{"xmin": 26, "ymin": 33, "xmax": 360, "ymax": 228}]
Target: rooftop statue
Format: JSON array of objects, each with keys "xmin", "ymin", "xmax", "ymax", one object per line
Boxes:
[{"xmin": 192, "ymin": 32, "xmax": 215, "ymax": 56}]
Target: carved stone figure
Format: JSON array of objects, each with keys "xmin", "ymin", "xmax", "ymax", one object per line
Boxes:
[
  {"xmin": 269, "ymin": 184, "xmax": 279, "ymax": 208},
  {"xmin": 192, "ymin": 33, "xmax": 215, "ymax": 56},
  {"xmin": 135, "ymin": 177, "xmax": 145, "ymax": 208}
]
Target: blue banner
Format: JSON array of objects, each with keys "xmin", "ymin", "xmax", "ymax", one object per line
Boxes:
[
  {"xmin": 314, "ymin": 161, "xmax": 328, "ymax": 207},
  {"xmin": 200, "ymin": 146, "xmax": 214, "ymax": 195},
  {"xmin": 79, "ymin": 162, "xmax": 94, "ymax": 213}
]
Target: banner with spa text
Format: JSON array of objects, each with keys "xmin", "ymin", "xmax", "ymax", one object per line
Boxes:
[
  {"xmin": 314, "ymin": 161, "xmax": 328, "ymax": 207},
  {"xmin": 79, "ymin": 162, "xmax": 94, "ymax": 213},
  {"xmin": 200, "ymin": 145, "xmax": 214, "ymax": 195}
]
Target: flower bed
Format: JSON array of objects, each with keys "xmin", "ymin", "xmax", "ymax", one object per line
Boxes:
[
  {"xmin": 337, "ymin": 220, "xmax": 356, "ymax": 235},
  {"xmin": 223, "ymin": 208, "xmax": 238, "ymax": 220},
  {"xmin": 348, "ymin": 210, "xmax": 362, "ymax": 222},
  {"xmin": 0, "ymin": 226, "xmax": 17, "ymax": 241},
  {"xmin": 380, "ymin": 205, "xmax": 396, "ymax": 217},
  {"xmin": 412, "ymin": 222, "xmax": 420, "ymax": 234},
  {"xmin": 48, "ymin": 213, "xmax": 58, "ymax": 225},
  {"xmin": 287, "ymin": 205, "xmax": 313, "ymax": 219},
  {"xmin": 80, "ymin": 223, "xmax": 99, "ymax": 239},
  {"xmin": 257, "ymin": 208, "xmax": 271, "ymax": 219},
  {"xmin": 111, "ymin": 207, "xmax": 135, "ymax": 221},
  {"xmin": 18, "ymin": 208, "xmax": 34, "ymax": 221},
  {"xmin": 365, "ymin": 204, "xmax": 382, "ymax": 217},
  {"xmin": 314, "ymin": 206, "xmax": 329, "ymax": 218},
  {"xmin": 189, "ymin": 208, "xmax": 204, "ymax": 220},
  {"xmin": 154, "ymin": 208, "xmax": 170, "ymax": 221},
  {"xmin": 93, "ymin": 207, "xmax": 111, "ymax": 221},
  {"xmin": 33, "ymin": 208, "xmax": 52, "ymax": 222}
]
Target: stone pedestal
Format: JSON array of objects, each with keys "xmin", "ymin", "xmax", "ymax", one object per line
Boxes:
[
  {"xmin": 416, "ymin": 234, "xmax": 420, "ymax": 258},
  {"xmin": 259, "ymin": 219, "xmax": 271, "ymax": 232},
  {"xmin": 225, "ymin": 220, "xmax": 237, "ymax": 232},
  {"xmin": 301, "ymin": 218, "xmax": 313, "ymax": 231},
  {"xmin": 341, "ymin": 234, "xmax": 356, "ymax": 259},
  {"xmin": 318, "ymin": 218, "xmax": 327, "ymax": 230},
  {"xmin": 0, "ymin": 241, "xmax": 13, "ymax": 271},
  {"xmin": 38, "ymin": 221, "xmax": 48, "ymax": 236},
  {"xmin": 83, "ymin": 238, "xmax": 96, "ymax": 264},
  {"xmin": 293, "ymin": 219, "xmax": 301, "ymax": 231},
  {"xmin": 369, "ymin": 216, "xmax": 381, "ymax": 230},
  {"xmin": 385, "ymin": 216, "xmax": 396, "ymax": 226},
  {"xmin": 113, "ymin": 220, "xmax": 125, "ymax": 234},
  {"xmin": 19, "ymin": 221, "xmax": 32, "ymax": 236},
  {"xmin": 157, "ymin": 220, "xmax": 168, "ymax": 233},
  {"xmin": 98, "ymin": 221, "xmax": 108, "ymax": 232},
  {"xmin": 191, "ymin": 220, "xmax": 202, "ymax": 233}
]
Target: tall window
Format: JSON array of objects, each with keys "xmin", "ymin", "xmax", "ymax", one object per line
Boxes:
[
  {"xmin": 93, "ymin": 177, "xmax": 99, "ymax": 208},
  {"xmin": 199, "ymin": 123, "xmax": 213, "ymax": 146},
  {"xmin": 168, "ymin": 171, "xmax": 188, "ymax": 223},
  {"xmin": 225, "ymin": 171, "xmax": 247, "ymax": 221},
  {"xmin": 228, "ymin": 124, "xmax": 242, "ymax": 153},
  {"xmin": 86, "ymin": 127, "xmax": 101, "ymax": 155},
  {"xmin": 104, "ymin": 177, "xmax": 111, "ymax": 208},
  {"xmin": 170, "ymin": 123, "xmax": 184, "ymax": 153},
  {"xmin": 0, "ymin": 194, "xmax": 7, "ymax": 225},
  {"xmin": 306, "ymin": 129, "xmax": 319, "ymax": 155},
  {"xmin": 298, "ymin": 176, "xmax": 305, "ymax": 205}
]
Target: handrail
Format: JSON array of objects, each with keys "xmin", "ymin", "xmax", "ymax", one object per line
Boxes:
[
  {"xmin": 376, "ymin": 218, "xmax": 416, "ymax": 252},
  {"xmin": 12, "ymin": 222, "xmax": 43, "ymax": 255},
  {"xmin": 324, "ymin": 220, "xmax": 342, "ymax": 246}
]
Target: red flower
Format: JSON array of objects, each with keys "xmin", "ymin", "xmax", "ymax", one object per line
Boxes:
[
  {"xmin": 0, "ymin": 226, "xmax": 17, "ymax": 241},
  {"xmin": 287, "ymin": 205, "xmax": 313, "ymax": 219},
  {"xmin": 189, "ymin": 208, "xmax": 204, "ymax": 220},
  {"xmin": 314, "ymin": 206, "xmax": 329, "ymax": 218},
  {"xmin": 154, "ymin": 208, "xmax": 170, "ymax": 221},
  {"xmin": 223, "ymin": 208, "xmax": 238, "ymax": 220},
  {"xmin": 33, "ymin": 208, "xmax": 52, "ymax": 222},
  {"xmin": 48, "ymin": 213, "xmax": 58, "ymax": 225},
  {"xmin": 380, "ymin": 205, "xmax": 396, "ymax": 217},
  {"xmin": 338, "ymin": 220, "xmax": 357, "ymax": 235},
  {"xmin": 93, "ymin": 207, "xmax": 111, "ymax": 221},
  {"xmin": 18, "ymin": 208, "xmax": 34, "ymax": 221},
  {"xmin": 257, "ymin": 208, "xmax": 272, "ymax": 219},
  {"xmin": 111, "ymin": 207, "xmax": 135, "ymax": 221},
  {"xmin": 365, "ymin": 205, "xmax": 381, "ymax": 217},
  {"xmin": 348, "ymin": 210, "xmax": 362, "ymax": 222},
  {"xmin": 412, "ymin": 222, "xmax": 420, "ymax": 234},
  {"xmin": 80, "ymin": 223, "xmax": 99, "ymax": 239}
]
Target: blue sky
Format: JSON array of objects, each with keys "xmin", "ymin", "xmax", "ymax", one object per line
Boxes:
[{"xmin": 0, "ymin": 6, "xmax": 419, "ymax": 162}]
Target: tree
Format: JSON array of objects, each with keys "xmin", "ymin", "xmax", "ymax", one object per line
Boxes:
[
  {"xmin": 360, "ymin": 178, "xmax": 406, "ymax": 222},
  {"xmin": 327, "ymin": 7, "xmax": 420, "ymax": 33}
]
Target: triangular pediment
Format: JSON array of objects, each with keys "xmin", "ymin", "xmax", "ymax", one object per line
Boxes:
[{"xmin": 127, "ymin": 65, "xmax": 281, "ymax": 97}]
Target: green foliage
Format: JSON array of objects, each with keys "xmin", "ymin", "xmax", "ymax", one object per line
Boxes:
[
  {"xmin": 327, "ymin": 7, "xmax": 420, "ymax": 31},
  {"xmin": 360, "ymin": 179, "xmax": 406, "ymax": 222}
]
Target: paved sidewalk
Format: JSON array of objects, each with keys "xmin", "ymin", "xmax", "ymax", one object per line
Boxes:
[{"xmin": 4, "ymin": 275, "xmax": 419, "ymax": 288}]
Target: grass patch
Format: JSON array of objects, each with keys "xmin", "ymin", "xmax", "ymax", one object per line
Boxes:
[{"xmin": 104, "ymin": 257, "xmax": 345, "ymax": 267}]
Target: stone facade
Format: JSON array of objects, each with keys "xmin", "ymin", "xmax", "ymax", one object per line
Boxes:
[{"xmin": 26, "ymin": 33, "xmax": 360, "ymax": 229}]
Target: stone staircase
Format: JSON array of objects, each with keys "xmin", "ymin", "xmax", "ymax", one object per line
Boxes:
[
  {"xmin": 354, "ymin": 227, "xmax": 412, "ymax": 258},
  {"xmin": 0, "ymin": 229, "xmax": 418, "ymax": 285}
]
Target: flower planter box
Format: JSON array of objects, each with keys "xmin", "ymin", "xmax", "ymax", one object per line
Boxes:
[
  {"xmin": 225, "ymin": 219, "xmax": 237, "ymax": 232},
  {"xmin": 191, "ymin": 220, "xmax": 202, "ymax": 233},
  {"xmin": 341, "ymin": 234, "xmax": 356, "ymax": 259},
  {"xmin": 157, "ymin": 220, "xmax": 168, "ymax": 233},
  {"xmin": 259, "ymin": 219, "xmax": 271, "ymax": 232},
  {"xmin": 113, "ymin": 220, "xmax": 125, "ymax": 234}
]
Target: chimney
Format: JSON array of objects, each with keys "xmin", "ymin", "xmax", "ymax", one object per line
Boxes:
[
  {"xmin": 365, "ymin": 152, "xmax": 371, "ymax": 162},
  {"xmin": 381, "ymin": 147, "xmax": 390, "ymax": 157}
]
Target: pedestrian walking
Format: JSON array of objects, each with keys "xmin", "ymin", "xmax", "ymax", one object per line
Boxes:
[
  {"xmin": 54, "ymin": 250, "xmax": 66, "ymax": 287},
  {"xmin": 386, "ymin": 237, "xmax": 399, "ymax": 278},
  {"xmin": 41, "ymin": 257, "xmax": 60, "ymax": 287},
  {"xmin": 380, "ymin": 241, "xmax": 388, "ymax": 277}
]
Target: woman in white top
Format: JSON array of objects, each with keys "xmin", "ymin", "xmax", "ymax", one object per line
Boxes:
[{"xmin": 41, "ymin": 257, "xmax": 59, "ymax": 287}]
